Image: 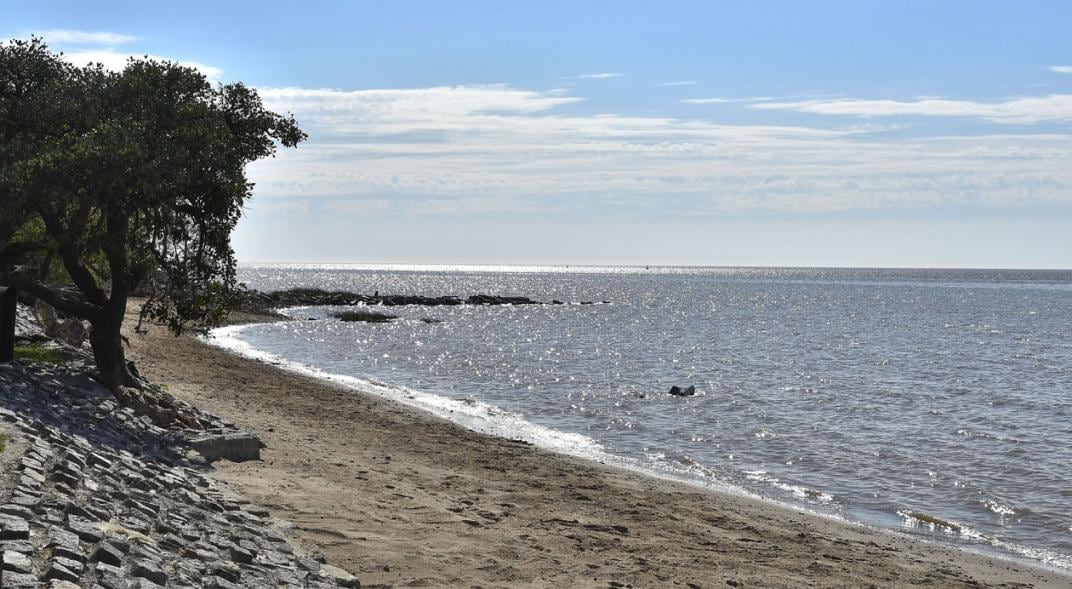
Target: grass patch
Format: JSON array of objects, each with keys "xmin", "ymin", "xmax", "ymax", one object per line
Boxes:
[
  {"xmin": 14, "ymin": 344, "xmax": 63, "ymax": 363},
  {"xmin": 333, "ymin": 310, "xmax": 398, "ymax": 323}
]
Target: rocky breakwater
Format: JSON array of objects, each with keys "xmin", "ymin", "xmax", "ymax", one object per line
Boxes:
[
  {"xmin": 235, "ymin": 288, "xmax": 611, "ymax": 314},
  {"xmin": 256, "ymin": 288, "xmax": 544, "ymax": 308}
]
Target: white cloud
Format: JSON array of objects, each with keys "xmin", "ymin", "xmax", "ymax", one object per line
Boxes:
[
  {"xmin": 258, "ymin": 85, "xmax": 858, "ymax": 144},
  {"xmin": 259, "ymin": 85, "xmax": 584, "ymax": 131},
  {"xmin": 574, "ymin": 73, "xmax": 623, "ymax": 79},
  {"xmin": 246, "ymin": 83, "xmax": 1072, "ymax": 216},
  {"xmin": 659, "ymin": 81, "xmax": 697, "ymax": 87},
  {"xmin": 10, "ymin": 29, "xmax": 224, "ymax": 79},
  {"xmin": 681, "ymin": 97, "xmax": 733, "ymax": 104},
  {"xmin": 752, "ymin": 95, "xmax": 1072, "ymax": 124},
  {"xmin": 35, "ymin": 29, "xmax": 139, "ymax": 46},
  {"xmin": 1049, "ymin": 65, "xmax": 1072, "ymax": 74},
  {"xmin": 62, "ymin": 49, "xmax": 223, "ymax": 79},
  {"xmin": 681, "ymin": 96, "xmax": 774, "ymax": 104}
]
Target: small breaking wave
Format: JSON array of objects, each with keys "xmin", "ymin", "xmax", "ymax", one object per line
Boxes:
[
  {"xmin": 745, "ymin": 470, "xmax": 834, "ymax": 503},
  {"xmin": 897, "ymin": 510, "xmax": 1072, "ymax": 571}
]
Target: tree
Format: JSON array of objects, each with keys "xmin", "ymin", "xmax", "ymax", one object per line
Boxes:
[{"xmin": 0, "ymin": 38, "xmax": 306, "ymax": 389}]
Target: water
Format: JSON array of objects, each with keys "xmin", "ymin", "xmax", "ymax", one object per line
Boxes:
[{"xmin": 219, "ymin": 264, "xmax": 1072, "ymax": 570}]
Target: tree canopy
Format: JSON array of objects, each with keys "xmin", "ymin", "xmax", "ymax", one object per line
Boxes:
[{"xmin": 0, "ymin": 38, "xmax": 306, "ymax": 388}]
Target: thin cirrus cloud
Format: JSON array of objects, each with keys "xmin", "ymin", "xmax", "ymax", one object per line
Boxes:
[
  {"xmin": 573, "ymin": 72, "xmax": 624, "ymax": 79},
  {"xmin": 246, "ymin": 83, "xmax": 1072, "ymax": 217},
  {"xmin": 658, "ymin": 80, "xmax": 698, "ymax": 87},
  {"xmin": 752, "ymin": 95, "xmax": 1072, "ymax": 124},
  {"xmin": 1049, "ymin": 66, "xmax": 1072, "ymax": 74},
  {"xmin": 681, "ymin": 96, "xmax": 773, "ymax": 104},
  {"xmin": 34, "ymin": 29, "xmax": 140, "ymax": 46},
  {"xmin": 256, "ymin": 85, "xmax": 858, "ymax": 143}
]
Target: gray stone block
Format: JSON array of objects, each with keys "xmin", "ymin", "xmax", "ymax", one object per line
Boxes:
[
  {"xmin": 1, "ymin": 570, "xmax": 39, "ymax": 588},
  {"xmin": 0, "ymin": 516, "xmax": 30, "ymax": 540},
  {"xmin": 131, "ymin": 560, "xmax": 168, "ymax": 586},
  {"xmin": 320, "ymin": 563, "xmax": 362, "ymax": 588},
  {"xmin": 43, "ymin": 561, "xmax": 81, "ymax": 584},
  {"xmin": 189, "ymin": 432, "xmax": 262, "ymax": 463},
  {"xmin": 2, "ymin": 550, "xmax": 33, "ymax": 574},
  {"xmin": 94, "ymin": 542, "xmax": 125, "ymax": 566}
]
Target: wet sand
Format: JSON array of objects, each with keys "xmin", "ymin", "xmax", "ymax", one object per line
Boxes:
[{"xmin": 125, "ymin": 307, "xmax": 1069, "ymax": 588}]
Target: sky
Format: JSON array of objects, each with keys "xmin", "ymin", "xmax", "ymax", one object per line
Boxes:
[{"xmin": 4, "ymin": 1, "xmax": 1072, "ymax": 268}]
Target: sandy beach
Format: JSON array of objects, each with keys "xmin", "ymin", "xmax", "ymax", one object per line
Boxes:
[{"xmin": 124, "ymin": 307, "xmax": 1069, "ymax": 589}]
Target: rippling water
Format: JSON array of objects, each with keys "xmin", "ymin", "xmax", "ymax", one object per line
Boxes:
[{"xmin": 220, "ymin": 265, "xmax": 1072, "ymax": 570}]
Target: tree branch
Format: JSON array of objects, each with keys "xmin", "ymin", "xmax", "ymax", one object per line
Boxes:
[
  {"xmin": 37, "ymin": 205, "xmax": 108, "ymax": 305},
  {"xmin": 0, "ymin": 270, "xmax": 102, "ymax": 320}
]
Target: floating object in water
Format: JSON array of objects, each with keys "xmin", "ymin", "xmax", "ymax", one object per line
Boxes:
[
  {"xmin": 668, "ymin": 385, "xmax": 696, "ymax": 397},
  {"xmin": 904, "ymin": 512, "xmax": 962, "ymax": 532}
]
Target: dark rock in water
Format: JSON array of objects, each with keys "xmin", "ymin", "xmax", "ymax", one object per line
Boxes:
[
  {"xmin": 465, "ymin": 294, "xmax": 541, "ymax": 306},
  {"xmin": 552, "ymin": 300, "xmax": 564, "ymax": 305},
  {"xmin": 333, "ymin": 310, "xmax": 397, "ymax": 323},
  {"xmin": 420, "ymin": 317, "xmax": 443, "ymax": 324},
  {"xmin": 668, "ymin": 385, "xmax": 696, "ymax": 397}
]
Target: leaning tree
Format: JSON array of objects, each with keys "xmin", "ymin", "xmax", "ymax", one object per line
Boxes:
[{"xmin": 0, "ymin": 38, "xmax": 305, "ymax": 389}]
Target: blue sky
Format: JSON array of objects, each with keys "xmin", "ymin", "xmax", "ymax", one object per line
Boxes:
[{"xmin": 4, "ymin": 1, "xmax": 1072, "ymax": 267}]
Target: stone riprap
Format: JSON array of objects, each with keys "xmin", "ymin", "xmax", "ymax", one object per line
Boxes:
[
  {"xmin": 12, "ymin": 304, "xmax": 259, "ymax": 448},
  {"xmin": 0, "ymin": 365, "xmax": 360, "ymax": 589},
  {"xmin": 0, "ymin": 307, "xmax": 361, "ymax": 588}
]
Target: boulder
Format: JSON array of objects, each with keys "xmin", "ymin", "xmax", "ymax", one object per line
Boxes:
[
  {"xmin": 319, "ymin": 564, "xmax": 361, "ymax": 588},
  {"xmin": 189, "ymin": 432, "xmax": 262, "ymax": 463}
]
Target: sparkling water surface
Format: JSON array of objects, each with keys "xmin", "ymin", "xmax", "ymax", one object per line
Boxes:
[{"xmin": 226, "ymin": 265, "xmax": 1072, "ymax": 570}]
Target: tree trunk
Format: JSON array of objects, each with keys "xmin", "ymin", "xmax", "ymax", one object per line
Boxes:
[
  {"xmin": 89, "ymin": 295, "xmax": 135, "ymax": 390},
  {"xmin": 90, "ymin": 205, "xmax": 137, "ymax": 390}
]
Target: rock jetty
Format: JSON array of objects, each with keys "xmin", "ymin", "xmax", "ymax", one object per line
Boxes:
[
  {"xmin": 256, "ymin": 288, "xmax": 542, "ymax": 308},
  {"xmin": 236, "ymin": 288, "xmax": 611, "ymax": 313}
]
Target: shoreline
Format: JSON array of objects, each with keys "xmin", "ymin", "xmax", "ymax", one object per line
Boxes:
[
  {"xmin": 125, "ymin": 307, "xmax": 1070, "ymax": 588},
  {"xmin": 208, "ymin": 317, "xmax": 1069, "ymax": 575}
]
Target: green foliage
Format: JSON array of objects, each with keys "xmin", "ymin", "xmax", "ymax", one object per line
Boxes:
[
  {"xmin": 14, "ymin": 344, "xmax": 63, "ymax": 363},
  {"xmin": 333, "ymin": 310, "xmax": 398, "ymax": 323},
  {"xmin": 0, "ymin": 37, "xmax": 305, "ymax": 387}
]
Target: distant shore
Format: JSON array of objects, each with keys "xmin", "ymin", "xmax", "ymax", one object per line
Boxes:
[{"xmin": 125, "ymin": 305, "xmax": 1070, "ymax": 588}]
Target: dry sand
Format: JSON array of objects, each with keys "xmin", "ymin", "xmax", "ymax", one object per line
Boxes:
[{"xmin": 124, "ymin": 308, "xmax": 1069, "ymax": 588}]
